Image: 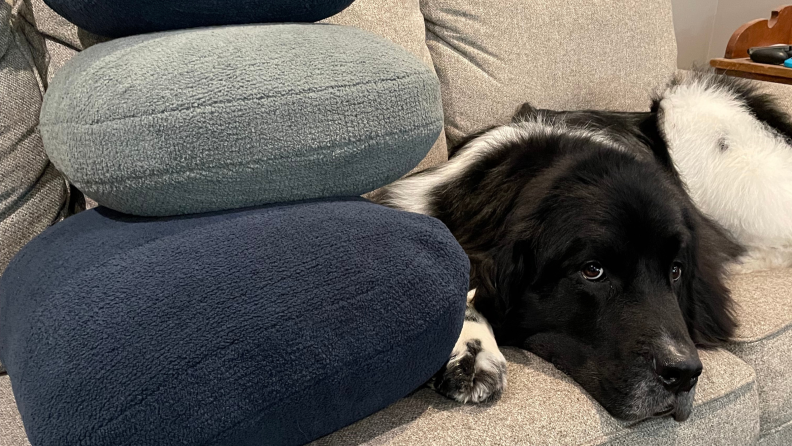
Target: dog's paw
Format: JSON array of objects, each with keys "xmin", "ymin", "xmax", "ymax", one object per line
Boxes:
[{"xmin": 432, "ymin": 338, "xmax": 507, "ymax": 404}]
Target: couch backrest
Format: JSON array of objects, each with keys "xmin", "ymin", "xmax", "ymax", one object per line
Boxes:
[
  {"xmin": 323, "ymin": 0, "xmax": 449, "ymax": 172},
  {"xmin": 20, "ymin": 0, "xmax": 679, "ymax": 177},
  {"xmin": 420, "ymin": 0, "xmax": 678, "ymax": 146}
]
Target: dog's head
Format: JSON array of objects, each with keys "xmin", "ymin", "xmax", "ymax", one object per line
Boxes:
[{"xmin": 460, "ymin": 119, "xmax": 741, "ymax": 421}]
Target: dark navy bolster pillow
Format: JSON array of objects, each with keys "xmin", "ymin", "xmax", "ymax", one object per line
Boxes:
[
  {"xmin": 43, "ymin": 0, "xmax": 356, "ymax": 37},
  {"xmin": 40, "ymin": 24, "xmax": 443, "ymax": 217},
  {"xmin": 0, "ymin": 198, "xmax": 469, "ymax": 446}
]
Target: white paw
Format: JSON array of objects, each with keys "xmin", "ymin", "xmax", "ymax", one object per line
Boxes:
[
  {"xmin": 432, "ymin": 339, "xmax": 507, "ymax": 404},
  {"xmin": 432, "ymin": 306, "xmax": 508, "ymax": 404}
]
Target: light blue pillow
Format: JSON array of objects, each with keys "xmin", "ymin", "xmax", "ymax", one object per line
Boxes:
[{"xmin": 40, "ymin": 24, "xmax": 443, "ymax": 216}]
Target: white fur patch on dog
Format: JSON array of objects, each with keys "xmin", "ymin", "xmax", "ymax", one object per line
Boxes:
[
  {"xmin": 381, "ymin": 118, "xmax": 626, "ymax": 217},
  {"xmin": 381, "ymin": 125, "xmax": 525, "ymax": 215},
  {"xmin": 659, "ymin": 78, "xmax": 792, "ymax": 271}
]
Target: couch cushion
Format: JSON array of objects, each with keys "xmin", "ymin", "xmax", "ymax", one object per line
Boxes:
[
  {"xmin": 42, "ymin": 0, "xmax": 355, "ymax": 37},
  {"xmin": 726, "ymin": 268, "xmax": 792, "ymax": 441},
  {"xmin": 40, "ymin": 24, "xmax": 443, "ymax": 216},
  {"xmin": 760, "ymin": 419, "xmax": 792, "ymax": 446},
  {"xmin": 0, "ymin": 375, "xmax": 29, "ymax": 446},
  {"xmin": 0, "ymin": 198, "xmax": 469, "ymax": 446},
  {"xmin": 419, "ymin": 0, "xmax": 678, "ymax": 146},
  {"xmin": 315, "ymin": 348, "xmax": 758, "ymax": 445},
  {"xmin": 11, "ymin": 0, "xmax": 108, "ymax": 85},
  {"xmin": 0, "ymin": 1, "xmax": 66, "ymax": 277},
  {"xmin": 323, "ymin": 0, "xmax": 447, "ymax": 173}
]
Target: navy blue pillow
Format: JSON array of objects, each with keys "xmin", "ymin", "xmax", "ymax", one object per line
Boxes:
[
  {"xmin": 43, "ymin": 0, "xmax": 356, "ymax": 37},
  {"xmin": 0, "ymin": 198, "xmax": 468, "ymax": 446}
]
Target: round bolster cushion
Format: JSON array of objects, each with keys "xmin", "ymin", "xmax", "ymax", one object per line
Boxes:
[
  {"xmin": 40, "ymin": 24, "xmax": 443, "ymax": 217},
  {"xmin": 42, "ymin": 0, "xmax": 356, "ymax": 37},
  {"xmin": 0, "ymin": 198, "xmax": 469, "ymax": 446}
]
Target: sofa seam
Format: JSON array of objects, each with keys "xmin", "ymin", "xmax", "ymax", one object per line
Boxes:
[
  {"xmin": 760, "ymin": 415, "xmax": 792, "ymax": 440},
  {"xmin": 730, "ymin": 321, "xmax": 792, "ymax": 346}
]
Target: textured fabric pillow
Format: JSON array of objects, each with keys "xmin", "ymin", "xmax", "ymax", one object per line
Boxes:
[
  {"xmin": 0, "ymin": 198, "xmax": 469, "ymax": 446},
  {"xmin": 42, "ymin": 0, "xmax": 355, "ymax": 37},
  {"xmin": 420, "ymin": 0, "xmax": 678, "ymax": 146},
  {"xmin": 323, "ymin": 0, "xmax": 448, "ymax": 173},
  {"xmin": 40, "ymin": 24, "xmax": 443, "ymax": 217}
]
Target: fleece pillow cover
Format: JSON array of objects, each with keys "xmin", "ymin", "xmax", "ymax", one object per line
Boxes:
[
  {"xmin": 42, "ymin": 0, "xmax": 356, "ymax": 37},
  {"xmin": 0, "ymin": 198, "xmax": 469, "ymax": 446},
  {"xmin": 40, "ymin": 24, "xmax": 443, "ymax": 217}
]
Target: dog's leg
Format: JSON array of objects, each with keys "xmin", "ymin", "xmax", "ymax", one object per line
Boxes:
[{"xmin": 430, "ymin": 289, "xmax": 507, "ymax": 404}]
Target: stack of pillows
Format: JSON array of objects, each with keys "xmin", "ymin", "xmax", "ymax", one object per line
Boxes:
[{"xmin": 0, "ymin": 1, "xmax": 469, "ymax": 445}]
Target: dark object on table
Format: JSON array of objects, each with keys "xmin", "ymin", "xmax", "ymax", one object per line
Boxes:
[
  {"xmin": 710, "ymin": 5, "xmax": 792, "ymax": 84},
  {"xmin": 748, "ymin": 45, "xmax": 792, "ymax": 65}
]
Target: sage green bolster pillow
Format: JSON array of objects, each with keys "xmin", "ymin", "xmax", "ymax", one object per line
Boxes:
[{"xmin": 39, "ymin": 24, "xmax": 443, "ymax": 217}]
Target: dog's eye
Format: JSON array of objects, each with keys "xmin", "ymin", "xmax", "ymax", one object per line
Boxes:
[
  {"xmin": 581, "ymin": 262, "xmax": 605, "ymax": 281},
  {"xmin": 671, "ymin": 263, "xmax": 683, "ymax": 282}
]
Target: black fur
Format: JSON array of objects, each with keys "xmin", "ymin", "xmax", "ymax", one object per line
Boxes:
[
  {"xmin": 377, "ymin": 95, "xmax": 746, "ymax": 419},
  {"xmin": 434, "ymin": 122, "xmax": 741, "ymax": 347}
]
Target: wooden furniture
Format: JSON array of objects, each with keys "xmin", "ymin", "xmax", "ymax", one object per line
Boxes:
[{"xmin": 710, "ymin": 5, "xmax": 792, "ymax": 85}]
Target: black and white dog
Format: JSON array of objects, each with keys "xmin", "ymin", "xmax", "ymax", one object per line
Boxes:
[{"xmin": 374, "ymin": 71, "xmax": 792, "ymax": 422}]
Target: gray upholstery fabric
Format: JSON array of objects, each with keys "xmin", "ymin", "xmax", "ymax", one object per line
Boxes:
[
  {"xmin": 0, "ymin": 1, "xmax": 65, "ymax": 278},
  {"xmin": 315, "ymin": 348, "xmax": 759, "ymax": 445},
  {"xmin": 755, "ymin": 76, "xmax": 792, "ymax": 116},
  {"xmin": 726, "ymin": 268, "xmax": 792, "ymax": 442},
  {"xmin": 40, "ymin": 24, "xmax": 444, "ymax": 216},
  {"xmin": 420, "ymin": 0, "xmax": 678, "ymax": 146},
  {"xmin": 0, "ymin": 374, "xmax": 29, "ymax": 446},
  {"xmin": 1, "ymin": 0, "xmax": 94, "ymax": 374},
  {"xmin": 323, "ymin": 0, "xmax": 447, "ymax": 173},
  {"xmin": 11, "ymin": 0, "xmax": 106, "ymax": 86}
]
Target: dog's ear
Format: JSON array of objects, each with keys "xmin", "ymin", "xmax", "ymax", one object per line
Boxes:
[
  {"xmin": 683, "ymin": 209, "xmax": 743, "ymax": 347},
  {"xmin": 513, "ymin": 102, "xmax": 539, "ymax": 122},
  {"xmin": 470, "ymin": 241, "xmax": 533, "ymax": 337}
]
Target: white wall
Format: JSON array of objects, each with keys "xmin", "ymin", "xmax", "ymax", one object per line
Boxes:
[
  {"xmin": 672, "ymin": 0, "xmax": 719, "ymax": 68},
  {"xmin": 671, "ymin": 0, "xmax": 786, "ymax": 68}
]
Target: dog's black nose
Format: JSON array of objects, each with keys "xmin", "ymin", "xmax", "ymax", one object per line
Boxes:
[{"xmin": 654, "ymin": 356, "xmax": 703, "ymax": 393}]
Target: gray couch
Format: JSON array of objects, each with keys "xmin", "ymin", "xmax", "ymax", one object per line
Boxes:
[{"xmin": 1, "ymin": 0, "xmax": 790, "ymax": 444}]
